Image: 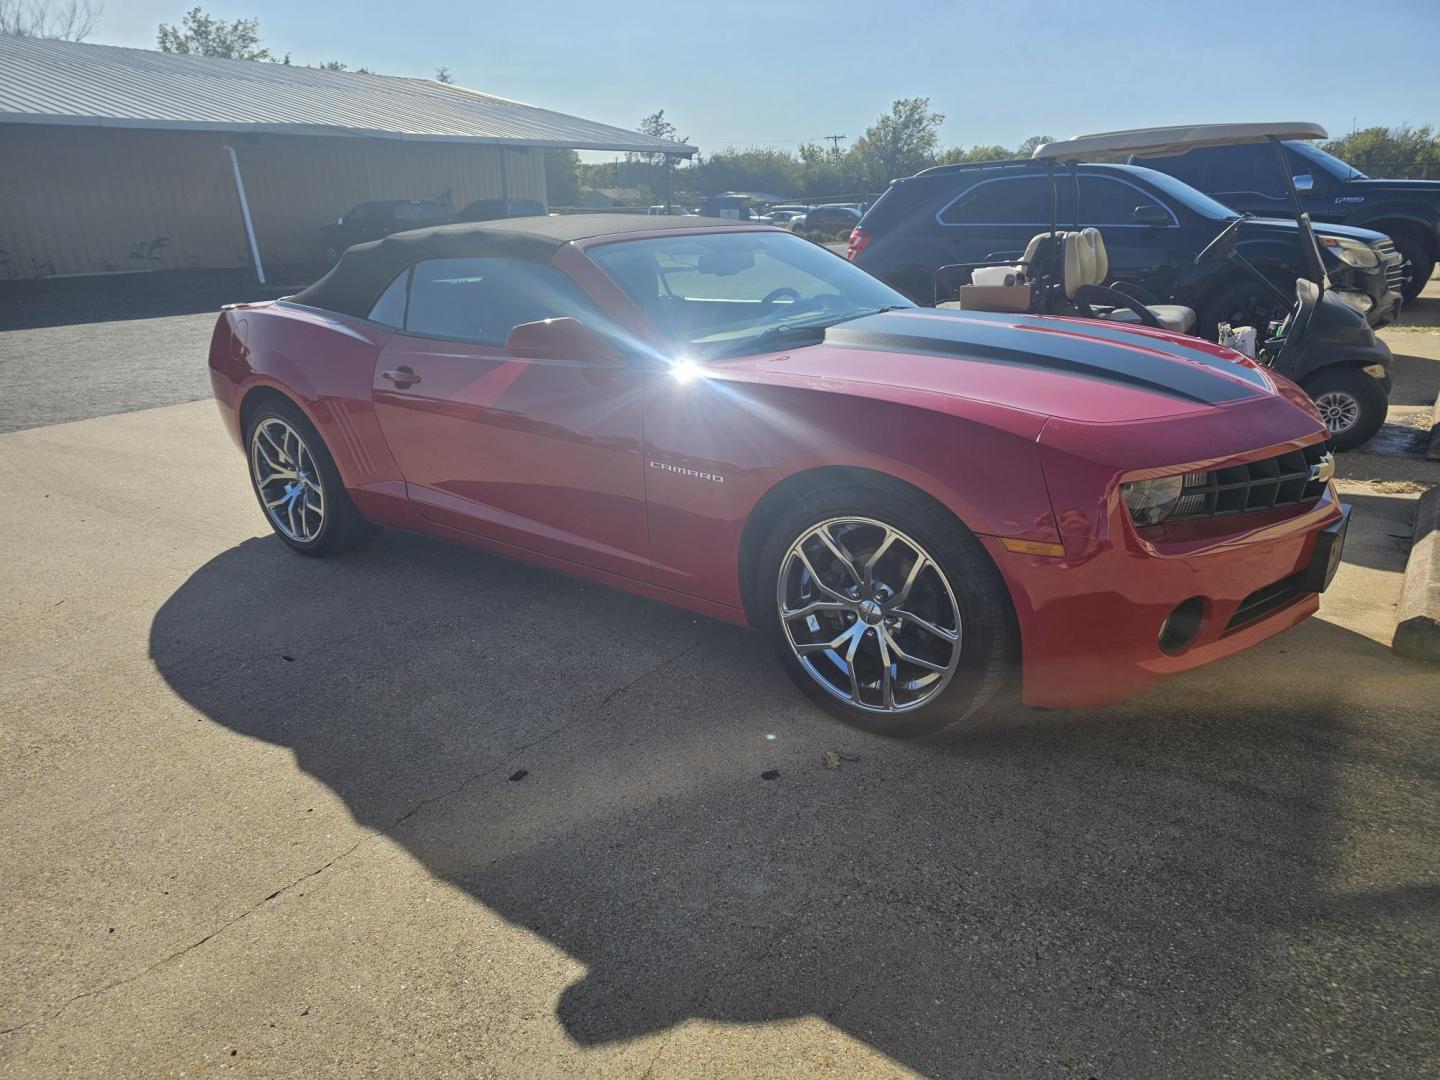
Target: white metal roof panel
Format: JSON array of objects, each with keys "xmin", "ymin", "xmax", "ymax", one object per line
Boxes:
[{"xmin": 0, "ymin": 34, "xmax": 697, "ymax": 154}]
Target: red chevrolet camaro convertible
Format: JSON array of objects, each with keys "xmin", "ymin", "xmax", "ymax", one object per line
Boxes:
[{"xmin": 209, "ymin": 215, "xmax": 1348, "ymax": 736}]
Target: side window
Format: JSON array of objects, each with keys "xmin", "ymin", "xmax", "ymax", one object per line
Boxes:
[
  {"xmin": 394, "ymin": 203, "xmax": 445, "ymax": 222},
  {"xmin": 345, "ymin": 205, "xmax": 371, "ymax": 223},
  {"xmin": 403, "ymin": 257, "xmax": 599, "ymax": 345},
  {"xmin": 938, "ymin": 176, "xmax": 1047, "ymax": 224},
  {"xmin": 1202, "ymin": 147, "xmax": 1285, "ymax": 195},
  {"xmin": 367, "ymin": 268, "xmax": 410, "ymax": 327},
  {"xmin": 1143, "ymin": 151, "xmax": 1206, "ymax": 187},
  {"xmin": 1078, "ymin": 177, "xmax": 1171, "ymax": 225}
]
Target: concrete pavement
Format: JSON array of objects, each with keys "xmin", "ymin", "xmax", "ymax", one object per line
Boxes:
[{"xmin": 3, "ymin": 399, "xmax": 1438, "ymax": 1079}]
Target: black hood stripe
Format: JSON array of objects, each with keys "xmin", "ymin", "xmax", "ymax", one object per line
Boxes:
[{"xmin": 824, "ymin": 311, "xmax": 1260, "ymax": 405}]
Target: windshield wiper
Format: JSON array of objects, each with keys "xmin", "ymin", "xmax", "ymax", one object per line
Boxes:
[{"xmin": 706, "ymin": 321, "xmax": 833, "ymax": 357}]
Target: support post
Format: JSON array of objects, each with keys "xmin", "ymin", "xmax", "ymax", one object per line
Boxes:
[
  {"xmin": 224, "ymin": 146, "xmax": 265, "ymax": 285},
  {"xmin": 664, "ymin": 153, "xmax": 673, "ymax": 213}
]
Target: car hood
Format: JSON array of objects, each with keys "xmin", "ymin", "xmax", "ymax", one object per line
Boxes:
[
  {"xmin": 1242, "ymin": 216, "xmax": 1388, "ymax": 244},
  {"xmin": 717, "ymin": 309, "xmax": 1289, "ymax": 425}
]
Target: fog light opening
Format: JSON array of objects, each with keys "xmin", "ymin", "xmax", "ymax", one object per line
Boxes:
[{"xmin": 1159, "ymin": 597, "xmax": 1206, "ymax": 656}]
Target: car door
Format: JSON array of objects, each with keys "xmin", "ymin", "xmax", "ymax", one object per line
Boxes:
[
  {"xmin": 369, "ymin": 256, "xmax": 651, "ymax": 581},
  {"xmin": 1198, "ymin": 146, "xmax": 1295, "ymax": 218},
  {"xmin": 934, "ymin": 174, "xmax": 1048, "ymax": 290},
  {"xmin": 1073, "ymin": 175, "xmax": 1184, "ymax": 299}
]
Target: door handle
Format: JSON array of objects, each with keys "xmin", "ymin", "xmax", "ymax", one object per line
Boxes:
[{"xmin": 381, "ymin": 366, "xmax": 421, "ymax": 389}]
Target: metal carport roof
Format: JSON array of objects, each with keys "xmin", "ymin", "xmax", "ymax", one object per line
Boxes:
[{"xmin": 0, "ymin": 34, "xmax": 698, "ymax": 155}]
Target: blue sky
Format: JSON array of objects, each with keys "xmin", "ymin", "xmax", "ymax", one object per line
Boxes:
[{"xmin": 97, "ymin": 0, "xmax": 1440, "ymax": 157}]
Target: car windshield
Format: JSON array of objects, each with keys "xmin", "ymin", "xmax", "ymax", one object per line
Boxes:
[
  {"xmin": 1286, "ymin": 140, "xmax": 1368, "ymax": 180},
  {"xmin": 1121, "ymin": 165, "xmax": 1241, "ymax": 221},
  {"xmin": 588, "ymin": 231, "xmax": 913, "ymax": 357}
]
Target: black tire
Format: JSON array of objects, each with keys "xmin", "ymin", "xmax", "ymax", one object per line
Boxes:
[
  {"xmin": 755, "ymin": 481, "xmax": 1016, "ymax": 738},
  {"xmin": 323, "ymin": 245, "xmax": 341, "ymax": 266},
  {"xmin": 1390, "ymin": 232, "xmax": 1435, "ymax": 304},
  {"xmin": 245, "ymin": 399, "xmax": 380, "ymax": 556},
  {"xmin": 1198, "ymin": 277, "xmax": 1291, "ymax": 341},
  {"xmin": 1301, "ymin": 366, "xmax": 1389, "ymax": 452}
]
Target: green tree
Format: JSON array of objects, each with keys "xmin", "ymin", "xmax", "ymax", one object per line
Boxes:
[
  {"xmin": 435, "ymin": 66, "xmax": 453, "ymax": 84},
  {"xmin": 1015, "ymin": 135, "xmax": 1055, "ymax": 159},
  {"xmin": 937, "ymin": 143, "xmax": 1011, "ymax": 165},
  {"xmin": 157, "ymin": 7, "xmax": 270, "ymax": 59},
  {"xmin": 848, "ymin": 98, "xmax": 946, "ymax": 187},
  {"xmin": 544, "ymin": 148, "xmax": 582, "ymax": 206},
  {"xmin": 1323, "ymin": 125, "xmax": 1440, "ymax": 179}
]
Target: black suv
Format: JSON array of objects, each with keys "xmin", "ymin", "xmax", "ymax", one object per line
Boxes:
[
  {"xmin": 850, "ymin": 160, "xmax": 1403, "ymax": 334},
  {"xmin": 1138, "ymin": 141, "xmax": 1439, "ymax": 302},
  {"xmin": 321, "ymin": 201, "xmax": 450, "ymax": 264}
]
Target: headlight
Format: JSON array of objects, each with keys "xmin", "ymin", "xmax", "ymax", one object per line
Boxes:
[
  {"xmin": 1120, "ymin": 475, "xmax": 1184, "ymax": 525},
  {"xmin": 1320, "ymin": 236, "xmax": 1379, "ymax": 269}
]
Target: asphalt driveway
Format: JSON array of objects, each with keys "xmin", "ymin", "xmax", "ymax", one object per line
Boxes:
[{"xmin": 1, "ymin": 313, "xmax": 1438, "ymax": 1078}]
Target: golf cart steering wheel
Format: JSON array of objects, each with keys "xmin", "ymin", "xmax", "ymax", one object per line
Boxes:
[
  {"xmin": 1194, "ymin": 216, "xmax": 1246, "ymax": 265},
  {"xmin": 761, "ymin": 287, "xmax": 802, "ymax": 305}
]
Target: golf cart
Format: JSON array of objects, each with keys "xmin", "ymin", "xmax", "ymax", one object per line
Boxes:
[{"xmin": 936, "ymin": 123, "xmax": 1393, "ymax": 450}]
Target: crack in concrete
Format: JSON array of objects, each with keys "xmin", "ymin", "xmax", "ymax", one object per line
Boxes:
[{"xmin": 2, "ymin": 630, "xmax": 718, "ymax": 1041}]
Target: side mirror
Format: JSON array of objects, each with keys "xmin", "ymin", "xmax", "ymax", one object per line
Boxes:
[
  {"xmin": 505, "ymin": 317, "xmax": 623, "ymax": 364},
  {"xmin": 1132, "ymin": 204, "xmax": 1171, "ymax": 227},
  {"xmin": 1292, "ymin": 174, "xmax": 1314, "ymax": 193}
]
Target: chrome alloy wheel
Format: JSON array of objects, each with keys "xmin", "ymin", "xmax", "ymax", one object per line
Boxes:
[
  {"xmin": 777, "ymin": 517, "xmax": 962, "ymax": 714},
  {"xmin": 250, "ymin": 417, "xmax": 326, "ymax": 543},
  {"xmin": 1314, "ymin": 390, "xmax": 1361, "ymax": 435}
]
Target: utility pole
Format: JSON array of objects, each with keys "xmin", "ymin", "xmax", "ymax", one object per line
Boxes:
[{"xmin": 825, "ymin": 134, "xmax": 846, "ymax": 156}]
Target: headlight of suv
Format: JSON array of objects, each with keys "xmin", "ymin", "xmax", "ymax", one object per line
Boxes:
[
  {"xmin": 1320, "ymin": 236, "xmax": 1380, "ymax": 269},
  {"xmin": 1120, "ymin": 475, "xmax": 1184, "ymax": 525}
]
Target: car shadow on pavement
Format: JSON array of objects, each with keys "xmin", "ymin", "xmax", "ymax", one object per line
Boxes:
[{"xmin": 149, "ymin": 530, "xmax": 1440, "ymax": 1078}]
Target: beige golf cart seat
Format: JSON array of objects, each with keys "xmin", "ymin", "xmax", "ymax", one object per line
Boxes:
[{"xmin": 1064, "ymin": 228, "xmax": 1196, "ymax": 334}]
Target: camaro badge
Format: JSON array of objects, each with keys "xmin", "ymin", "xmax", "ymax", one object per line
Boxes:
[
  {"xmin": 1309, "ymin": 451, "xmax": 1335, "ymax": 484},
  {"xmin": 650, "ymin": 460, "xmax": 724, "ymax": 483}
]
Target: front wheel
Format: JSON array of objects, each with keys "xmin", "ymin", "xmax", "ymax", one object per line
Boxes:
[
  {"xmin": 1391, "ymin": 233, "xmax": 1435, "ymax": 304},
  {"xmin": 246, "ymin": 400, "xmax": 380, "ymax": 555},
  {"xmin": 757, "ymin": 483, "xmax": 1016, "ymax": 737},
  {"xmin": 1302, "ymin": 366, "xmax": 1389, "ymax": 452}
]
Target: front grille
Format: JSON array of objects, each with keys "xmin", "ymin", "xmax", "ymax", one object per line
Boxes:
[
  {"xmin": 1225, "ymin": 571, "xmax": 1307, "ymax": 633},
  {"xmin": 1374, "ymin": 238, "xmax": 1407, "ymax": 293},
  {"xmin": 1170, "ymin": 442, "xmax": 1330, "ymax": 520}
]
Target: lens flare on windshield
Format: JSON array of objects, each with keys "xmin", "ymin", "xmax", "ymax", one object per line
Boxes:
[{"xmin": 670, "ymin": 358, "xmax": 705, "ymax": 385}]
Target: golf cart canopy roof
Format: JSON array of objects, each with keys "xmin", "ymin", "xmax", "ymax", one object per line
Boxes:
[{"xmin": 1033, "ymin": 122, "xmax": 1329, "ymax": 161}]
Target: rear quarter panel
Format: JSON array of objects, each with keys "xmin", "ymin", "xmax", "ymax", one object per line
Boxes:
[{"xmin": 208, "ymin": 302, "xmax": 415, "ymax": 525}]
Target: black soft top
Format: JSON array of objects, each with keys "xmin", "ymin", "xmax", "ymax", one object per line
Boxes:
[{"xmin": 291, "ymin": 214, "xmax": 756, "ymax": 318}]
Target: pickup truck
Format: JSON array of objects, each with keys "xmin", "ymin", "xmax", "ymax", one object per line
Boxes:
[{"xmin": 1137, "ymin": 141, "xmax": 1439, "ymax": 302}]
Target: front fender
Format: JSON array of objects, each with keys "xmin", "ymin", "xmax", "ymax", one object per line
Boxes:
[{"xmin": 641, "ymin": 376, "xmax": 1061, "ymax": 609}]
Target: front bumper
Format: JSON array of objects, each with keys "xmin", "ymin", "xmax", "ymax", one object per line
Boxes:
[
  {"xmin": 1331, "ymin": 249, "xmax": 1404, "ymax": 328},
  {"xmin": 985, "ymin": 488, "xmax": 1347, "ymax": 709}
]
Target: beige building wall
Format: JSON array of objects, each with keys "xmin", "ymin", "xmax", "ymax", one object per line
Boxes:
[{"xmin": 0, "ymin": 124, "xmax": 546, "ymax": 280}]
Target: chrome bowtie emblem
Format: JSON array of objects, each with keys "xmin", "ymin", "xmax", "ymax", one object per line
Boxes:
[{"xmin": 1309, "ymin": 451, "xmax": 1335, "ymax": 484}]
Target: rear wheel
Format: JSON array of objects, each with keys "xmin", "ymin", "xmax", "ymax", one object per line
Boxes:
[
  {"xmin": 1391, "ymin": 232, "xmax": 1435, "ymax": 304},
  {"xmin": 246, "ymin": 400, "xmax": 379, "ymax": 556},
  {"xmin": 1302, "ymin": 366, "xmax": 1389, "ymax": 452},
  {"xmin": 757, "ymin": 483, "xmax": 1015, "ymax": 737}
]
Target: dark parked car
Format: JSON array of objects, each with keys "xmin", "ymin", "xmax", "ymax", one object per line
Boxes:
[
  {"xmin": 1137, "ymin": 140, "xmax": 1439, "ymax": 302},
  {"xmin": 801, "ymin": 204, "xmax": 862, "ymax": 238},
  {"xmin": 453, "ymin": 198, "xmax": 548, "ymax": 222},
  {"xmin": 321, "ymin": 201, "xmax": 450, "ymax": 264},
  {"xmin": 850, "ymin": 160, "xmax": 1403, "ymax": 334}
]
